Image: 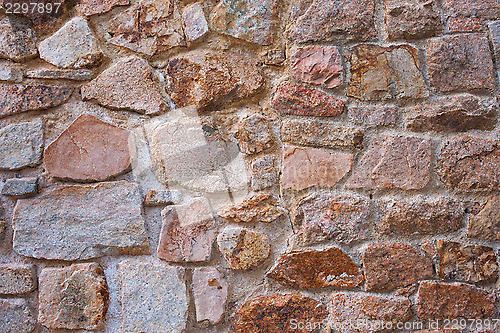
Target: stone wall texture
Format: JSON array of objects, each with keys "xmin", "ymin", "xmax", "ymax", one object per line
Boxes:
[{"xmin": 0, "ymin": 0, "xmax": 499, "ymax": 332}]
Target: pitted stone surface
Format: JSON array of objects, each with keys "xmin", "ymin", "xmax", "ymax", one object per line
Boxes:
[
  {"xmin": 218, "ymin": 193, "xmax": 285, "ymax": 223},
  {"xmin": 77, "ymin": 0, "xmax": 129, "ymax": 16},
  {"xmin": 183, "ymin": 2, "xmax": 209, "ymax": 42},
  {"xmin": 0, "ymin": 298, "xmax": 36, "ymax": 333},
  {"xmin": 0, "ymin": 121, "xmax": 43, "ymax": 171},
  {"xmin": 469, "ymin": 196, "xmax": 500, "ymax": 240},
  {"xmin": 234, "ymin": 114, "xmax": 274, "ymax": 155},
  {"xmin": 0, "ymin": 17, "xmax": 37, "ymax": 62},
  {"xmin": 0, "ymin": 264, "xmax": 36, "ymax": 295}
]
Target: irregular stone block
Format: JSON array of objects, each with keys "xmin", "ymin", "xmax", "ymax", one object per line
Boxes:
[
  {"xmin": 272, "ymin": 84, "xmax": 346, "ymax": 117},
  {"xmin": 0, "ymin": 121, "xmax": 43, "ymax": 170},
  {"xmin": 119, "ymin": 259, "xmax": 188, "ymax": 333},
  {"xmin": 377, "ymin": 196, "xmax": 464, "ymax": 236},
  {"xmin": 77, "ymin": 0, "xmax": 129, "ymax": 16},
  {"xmin": 267, "ymin": 247, "xmax": 363, "ymax": 289},
  {"xmin": 406, "ymin": 94, "xmax": 497, "ymax": 132},
  {"xmin": 469, "ymin": 196, "xmax": 500, "ymax": 240},
  {"xmin": 0, "ymin": 17, "xmax": 37, "ymax": 62},
  {"xmin": 0, "ymin": 298, "xmax": 36, "ymax": 333},
  {"xmin": 347, "ymin": 44, "xmax": 428, "ymax": 101},
  {"xmin": 443, "ymin": 0, "xmax": 500, "ymax": 19},
  {"xmin": 38, "ymin": 17, "xmax": 102, "ymax": 69},
  {"xmin": 2, "ymin": 0, "xmax": 67, "ymax": 31},
  {"xmin": 489, "ymin": 21, "xmax": 500, "ymax": 62},
  {"xmin": 281, "ymin": 145, "xmax": 352, "ymax": 191},
  {"xmin": 218, "ymin": 193, "xmax": 285, "ymax": 223},
  {"xmin": 416, "ymin": 281, "xmax": 495, "ymax": 319},
  {"xmin": 384, "ymin": 0, "xmax": 441, "ymax": 40},
  {"xmin": 193, "ymin": 267, "xmax": 228, "ymax": 324},
  {"xmin": 25, "ymin": 69, "xmax": 94, "ymax": 81},
  {"xmin": 82, "ymin": 56, "xmax": 166, "ymax": 115},
  {"xmin": 38, "ymin": 263, "xmax": 108, "ymax": 330},
  {"xmin": 210, "ymin": 0, "xmax": 280, "ymax": 45},
  {"xmin": 1, "ymin": 177, "xmax": 38, "ymax": 198},
  {"xmin": 0, "ymin": 264, "xmax": 36, "ymax": 295},
  {"xmin": 437, "ymin": 240, "xmax": 498, "ymax": 283},
  {"xmin": 0, "ymin": 83, "xmax": 73, "ymax": 118},
  {"xmin": 281, "ymin": 118, "xmax": 363, "ymax": 150},
  {"xmin": 262, "ymin": 49, "xmax": 285, "ymax": 66},
  {"xmin": 0, "ymin": 62, "xmax": 23, "ymax": 82},
  {"xmin": 437, "ymin": 135, "xmax": 500, "ymax": 191},
  {"xmin": 182, "ymin": 2, "xmax": 209, "ymax": 42},
  {"xmin": 234, "ymin": 114, "xmax": 273, "ymax": 155},
  {"xmin": 426, "ymin": 34, "xmax": 495, "ymax": 92},
  {"xmin": 217, "ymin": 226, "xmax": 270, "ymax": 270},
  {"xmin": 250, "ymin": 155, "xmax": 277, "ymax": 191},
  {"xmin": 231, "ymin": 293, "xmax": 328, "ymax": 333},
  {"xmin": 44, "ymin": 114, "xmax": 133, "ymax": 182},
  {"xmin": 448, "ymin": 17, "xmax": 484, "ymax": 33},
  {"xmin": 157, "ymin": 198, "xmax": 216, "ymax": 262},
  {"xmin": 290, "ymin": 45, "xmax": 343, "ymax": 88},
  {"xmin": 348, "ymin": 105, "xmax": 399, "ymax": 127},
  {"xmin": 287, "ymin": 0, "xmax": 376, "ymax": 43},
  {"xmin": 363, "ymin": 243, "xmax": 434, "ymax": 291},
  {"xmin": 143, "ymin": 189, "xmax": 182, "ymax": 206},
  {"xmin": 347, "ymin": 134, "xmax": 431, "ymax": 190},
  {"xmin": 12, "ymin": 181, "xmax": 149, "ymax": 260},
  {"xmin": 291, "ymin": 191, "xmax": 370, "ymax": 245}
]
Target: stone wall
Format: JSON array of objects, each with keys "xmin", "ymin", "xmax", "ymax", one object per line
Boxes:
[{"xmin": 0, "ymin": 0, "xmax": 499, "ymax": 332}]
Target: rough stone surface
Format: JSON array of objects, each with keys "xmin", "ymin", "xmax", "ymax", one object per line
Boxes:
[
  {"xmin": 231, "ymin": 293, "xmax": 328, "ymax": 333},
  {"xmin": 272, "ymin": 84, "xmax": 346, "ymax": 117},
  {"xmin": 143, "ymin": 189, "xmax": 183, "ymax": 206},
  {"xmin": 281, "ymin": 145, "xmax": 353, "ymax": 191},
  {"xmin": 157, "ymin": 198, "xmax": 216, "ymax": 262},
  {"xmin": 165, "ymin": 50, "xmax": 263, "ymax": 110},
  {"xmin": 406, "ymin": 94, "xmax": 497, "ymax": 132},
  {"xmin": 0, "ymin": 17, "xmax": 37, "ymax": 62},
  {"xmin": 82, "ymin": 56, "xmax": 166, "ymax": 115},
  {"xmin": 288, "ymin": 0, "xmax": 376, "ymax": 43},
  {"xmin": 291, "ymin": 191, "xmax": 370, "ymax": 245},
  {"xmin": 348, "ymin": 134, "xmax": 431, "ymax": 190},
  {"xmin": 416, "ymin": 281, "xmax": 496, "ymax": 319},
  {"xmin": 12, "ymin": 181, "xmax": 149, "ymax": 260},
  {"xmin": 217, "ymin": 226, "xmax": 270, "ymax": 270},
  {"xmin": 490, "ymin": 21, "xmax": 500, "ymax": 62},
  {"xmin": 262, "ymin": 49, "xmax": 285, "ymax": 66},
  {"xmin": 38, "ymin": 263, "xmax": 108, "ymax": 330},
  {"xmin": 210, "ymin": 0, "xmax": 280, "ymax": 45},
  {"xmin": 0, "ymin": 121, "xmax": 43, "ymax": 170},
  {"xmin": 384, "ymin": 0, "xmax": 441, "ymax": 40},
  {"xmin": 347, "ymin": 44, "xmax": 428, "ymax": 101},
  {"xmin": 267, "ymin": 247, "xmax": 363, "ymax": 289},
  {"xmin": 251, "ymin": 155, "xmax": 277, "ymax": 191},
  {"xmin": 2, "ymin": 0, "xmax": 67, "ymax": 31},
  {"xmin": 38, "ymin": 17, "xmax": 102, "ymax": 69},
  {"xmin": 218, "ymin": 193, "xmax": 285, "ymax": 223},
  {"xmin": 331, "ymin": 293, "xmax": 412, "ymax": 332},
  {"xmin": 107, "ymin": 0, "xmax": 185, "ymax": 55},
  {"xmin": 0, "ymin": 264, "xmax": 35, "ymax": 295},
  {"xmin": 182, "ymin": 2, "xmax": 209, "ymax": 42},
  {"xmin": 448, "ymin": 17, "xmax": 484, "ymax": 32},
  {"xmin": 119, "ymin": 259, "xmax": 188, "ymax": 333},
  {"xmin": 469, "ymin": 196, "xmax": 500, "ymax": 240},
  {"xmin": 349, "ymin": 105, "xmax": 399, "ymax": 127},
  {"xmin": 25, "ymin": 69, "xmax": 94, "ymax": 81},
  {"xmin": 150, "ymin": 116, "xmax": 247, "ymax": 193},
  {"xmin": 290, "ymin": 46, "xmax": 343, "ymax": 88},
  {"xmin": 281, "ymin": 118, "xmax": 363, "ymax": 150},
  {"xmin": 0, "ymin": 83, "xmax": 73, "ymax": 118},
  {"xmin": 44, "ymin": 114, "xmax": 133, "ymax": 182},
  {"xmin": 377, "ymin": 196, "xmax": 465, "ymax": 236},
  {"xmin": 0, "ymin": 221, "xmax": 5, "ymax": 243},
  {"xmin": 0, "ymin": 63, "xmax": 23, "ymax": 82},
  {"xmin": 363, "ymin": 243, "xmax": 434, "ymax": 291},
  {"xmin": 443, "ymin": 0, "xmax": 500, "ymax": 19},
  {"xmin": 437, "ymin": 240, "xmax": 498, "ymax": 283},
  {"xmin": 193, "ymin": 267, "xmax": 228, "ymax": 324},
  {"xmin": 0, "ymin": 177, "xmax": 37, "ymax": 197},
  {"xmin": 0, "ymin": 298, "xmax": 36, "ymax": 333},
  {"xmin": 426, "ymin": 34, "xmax": 495, "ymax": 92},
  {"xmin": 77, "ymin": 0, "xmax": 129, "ymax": 16},
  {"xmin": 234, "ymin": 114, "xmax": 273, "ymax": 155},
  {"xmin": 437, "ymin": 135, "xmax": 500, "ymax": 191}
]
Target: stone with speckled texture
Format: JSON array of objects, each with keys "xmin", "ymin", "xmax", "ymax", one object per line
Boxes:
[{"xmin": 0, "ymin": 121, "xmax": 43, "ymax": 171}]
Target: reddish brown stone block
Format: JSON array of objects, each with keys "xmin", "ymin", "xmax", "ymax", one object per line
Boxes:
[
  {"xmin": 385, "ymin": 0, "xmax": 442, "ymax": 40},
  {"xmin": 218, "ymin": 193, "xmax": 285, "ymax": 224},
  {"xmin": 290, "ymin": 45, "xmax": 343, "ymax": 88},
  {"xmin": 448, "ymin": 17, "xmax": 484, "ymax": 32},
  {"xmin": 469, "ymin": 196, "xmax": 500, "ymax": 240}
]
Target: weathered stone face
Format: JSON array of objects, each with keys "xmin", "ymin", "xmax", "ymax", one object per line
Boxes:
[
  {"xmin": 363, "ymin": 243, "xmax": 434, "ymax": 291},
  {"xmin": 143, "ymin": 189, "xmax": 182, "ymax": 206},
  {"xmin": 210, "ymin": 0, "xmax": 281, "ymax": 45},
  {"xmin": 348, "ymin": 105, "xmax": 399, "ymax": 128},
  {"xmin": 77, "ymin": 0, "xmax": 129, "ymax": 16},
  {"xmin": 193, "ymin": 267, "xmax": 228, "ymax": 324},
  {"xmin": 384, "ymin": 0, "xmax": 441, "ymax": 40},
  {"xmin": 234, "ymin": 114, "xmax": 274, "ymax": 155},
  {"xmin": 426, "ymin": 34, "xmax": 495, "ymax": 92},
  {"xmin": 287, "ymin": 0, "xmax": 376, "ymax": 43},
  {"xmin": 0, "ymin": 264, "xmax": 36, "ymax": 295},
  {"xmin": 449, "ymin": 17, "xmax": 484, "ymax": 33},
  {"xmin": 437, "ymin": 240, "xmax": 498, "ymax": 283},
  {"xmin": 437, "ymin": 135, "xmax": 500, "ymax": 191},
  {"xmin": 44, "ymin": 114, "xmax": 133, "ymax": 182},
  {"xmin": 347, "ymin": 44, "xmax": 428, "ymax": 101},
  {"xmin": 290, "ymin": 46, "xmax": 344, "ymax": 88},
  {"xmin": 12, "ymin": 181, "xmax": 149, "ymax": 260},
  {"xmin": 218, "ymin": 193, "xmax": 285, "ymax": 223},
  {"xmin": 182, "ymin": 2, "xmax": 209, "ymax": 42},
  {"xmin": 157, "ymin": 198, "xmax": 216, "ymax": 262},
  {"xmin": 38, "ymin": 263, "xmax": 108, "ymax": 330},
  {"xmin": 231, "ymin": 293, "xmax": 328, "ymax": 333},
  {"xmin": 2, "ymin": 0, "xmax": 67, "ymax": 31},
  {"xmin": 0, "ymin": 298, "xmax": 37, "ymax": 333},
  {"xmin": 469, "ymin": 196, "xmax": 500, "ymax": 240},
  {"xmin": 376, "ymin": 196, "xmax": 465, "ymax": 236},
  {"xmin": 291, "ymin": 191, "xmax": 371, "ymax": 245},
  {"xmin": 0, "ymin": 121, "xmax": 43, "ymax": 171},
  {"xmin": 442, "ymin": 0, "xmax": 500, "ymax": 19},
  {"xmin": 0, "ymin": 16, "xmax": 37, "ymax": 62},
  {"xmin": 267, "ymin": 248, "xmax": 364, "ymax": 289},
  {"xmin": 281, "ymin": 145, "xmax": 353, "ymax": 191},
  {"xmin": 250, "ymin": 155, "xmax": 277, "ymax": 191},
  {"xmin": 416, "ymin": 281, "xmax": 496, "ymax": 319},
  {"xmin": 25, "ymin": 69, "xmax": 94, "ymax": 81},
  {"xmin": 119, "ymin": 259, "xmax": 188, "ymax": 333}
]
